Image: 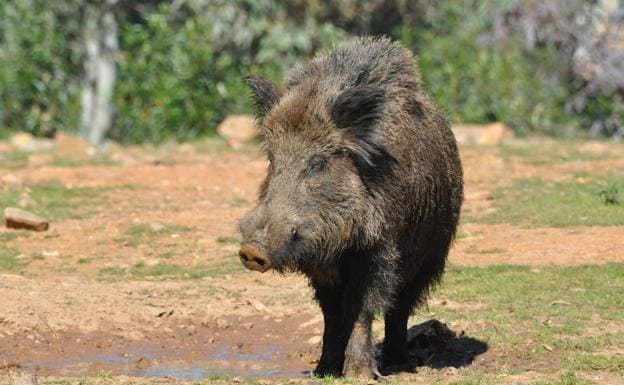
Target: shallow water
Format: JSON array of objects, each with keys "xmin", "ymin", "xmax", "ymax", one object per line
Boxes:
[{"xmin": 20, "ymin": 343, "xmax": 307, "ymax": 380}]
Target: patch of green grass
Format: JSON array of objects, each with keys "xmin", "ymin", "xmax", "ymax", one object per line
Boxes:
[
  {"xmin": 192, "ymin": 137, "xmax": 232, "ymax": 154},
  {"xmin": 455, "ymin": 230, "xmax": 482, "ymax": 240},
  {"xmin": 467, "ymin": 176, "xmax": 624, "ymax": 227},
  {"xmin": 465, "ymin": 247, "xmax": 505, "ymax": 254},
  {"xmin": 130, "ymin": 259, "xmax": 244, "ymax": 279},
  {"xmin": 98, "ymin": 258, "xmax": 244, "ymax": 280},
  {"xmin": 566, "ymin": 353, "xmax": 624, "ymax": 373},
  {"xmin": 421, "ymin": 263, "xmax": 624, "ymax": 374},
  {"xmin": 39, "ymin": 380, "xmax": 73, "ymax": 385},
  {"xmin": 533, "ymin": 371, "xmax": 592, "ymax": 385},
  {"xmin": 49, "ymin": 154, "xmax": 121, "ymax": 168},
  {"xmin": 158, "ymin": 251, "xmax": 175, "ymax": 259},
  {"xmin": 115, "ymin": 223, "xmax": 191, "ymax": 247},
  {"xmin": 31, "ymin": 253, "xmax": 45, "ymax": 260},
  {"xmin": 0, "ymin": 180, "xmax": 126, "ymax": 221},
  {"xmin": 0, "ymin": 150, "xmax": 31, "ymax": 169},
  {"xmin": 0, "ymin": 248, "xmax": 22, "ymax": 270},
  {"xmin": 228, "ymin": 197, "xmax": 247, "ymax": 207},
  {"xmin": 499, "ymin": 142, "xmax": 614, "ymax": 166},
  {"xmin": 98, "ymin": 266, "xmax": 126, "ymax": 276},
  {"xmin": 95, "ymin": 370, "xmax": 112, "ymax": 378},
  {"xmin": 216, "ymin": 235, "xmax": 240, "ymax": 244},
  {"xmin": 598, "ymin": 183, "xmax": 621, "ymax": 205},
  {"xmin": 0, "ymin": 230, "xmax": 30, "ymax": 242}
]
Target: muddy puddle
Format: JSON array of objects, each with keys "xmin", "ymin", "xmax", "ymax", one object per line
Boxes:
[
  {"xmin": 2, "ymin": 316, "xmax": 487, "ymax": 381},
  {"xmin": 18, "ymin": 343, "xmax": 306, "ymax": 380},
  {"xmin": 1, "ymin": 314, "xmax": 318, "ymax": 380}
]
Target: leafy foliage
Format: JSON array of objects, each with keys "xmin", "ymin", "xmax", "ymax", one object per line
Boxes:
[
  {"xmin": 1, "ymin": 0, "xmax": 622, "ymax": 142},
  {"xmin": 112, "ymin": 0, "xmax": 344, "ymax": 143},
  {"xmin": 0, "ymin": 0, "xmax": 83, "ymax": 137}
]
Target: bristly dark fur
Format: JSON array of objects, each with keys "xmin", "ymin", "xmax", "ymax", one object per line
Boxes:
[
  {"xmin": 244, "ymin": 75, "xmax": 281, "ymax": 118},
  {"xmin": 239, "ymin": 36, "xmax": 463, "ymax": 379}
]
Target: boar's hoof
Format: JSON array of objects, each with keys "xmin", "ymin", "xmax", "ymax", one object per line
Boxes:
[
  {"xmin": 343, "ymin": 357, "xmax": 383, "ymax": 381},
  {"xmin": 239, "ymin": 244, "xmax": 272, "ymax": 273}
]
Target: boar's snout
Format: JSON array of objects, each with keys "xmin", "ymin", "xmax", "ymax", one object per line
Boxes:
[{"xmin": 239, "ymin": 243, "xmax": 272, "ymax": 273}]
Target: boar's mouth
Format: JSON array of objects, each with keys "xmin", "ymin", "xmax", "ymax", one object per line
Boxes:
[{"xmin": 239, "ymin": 243, "xmax": 272, "ymax": 273}]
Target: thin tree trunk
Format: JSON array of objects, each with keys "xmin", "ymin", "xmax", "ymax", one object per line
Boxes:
[{"xmin": 80, "ymin": 1, "xmax": 118, "ymax": 147}]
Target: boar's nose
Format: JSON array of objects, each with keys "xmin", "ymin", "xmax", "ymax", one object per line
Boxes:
[{"xmin": 239, "ymin": 243, "xmax": 272, "ymax": 273}]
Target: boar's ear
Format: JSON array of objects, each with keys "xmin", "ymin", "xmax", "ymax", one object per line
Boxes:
[
  {"xmin": 244, "ymin": 75, "xmax": 281, "ymax": 118},
  {"xmin": 331, "ymin": 85, "xmax": 386, "ymax": 165},
  {"xmin": 331, "ymin": 85, "xmax": 384, "ymax": 131}
]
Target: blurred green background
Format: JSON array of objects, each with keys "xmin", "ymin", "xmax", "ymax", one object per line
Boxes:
[{"xmin": 1, "ymin": 0, "xmax": 622, "ymax": 144}]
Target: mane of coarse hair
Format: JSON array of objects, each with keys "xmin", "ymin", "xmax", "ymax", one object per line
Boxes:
[{"xmin": 283, "ymin": 36, "xmax": 422, "ymax": 95}]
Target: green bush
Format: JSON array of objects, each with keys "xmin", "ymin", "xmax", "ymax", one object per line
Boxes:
[
  {"xmin": 0, "ymin": 0, "xmax": 621, "ymax": 143},
  {"xmin": 396, "ymin": 1, "xmax": 573, "ymax": 135},
  {"xmin": 0, "ymin": 0, "xmax": 82, "ymax": 138},
  {"xmin": 111, "ymin": 1, "xmax": 344, "ymax": 143}
]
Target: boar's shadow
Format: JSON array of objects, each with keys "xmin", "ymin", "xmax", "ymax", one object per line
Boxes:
[{"xmin": 377, "ymin": 319, "xmax": 489, "ymax": 374}]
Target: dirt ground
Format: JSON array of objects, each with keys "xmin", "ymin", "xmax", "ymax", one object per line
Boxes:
[{"xmin": 0, "ymin": 137, "xmax": 623, "ymax": 384}]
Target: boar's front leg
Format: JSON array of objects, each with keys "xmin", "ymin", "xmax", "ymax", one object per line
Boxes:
[
  {"xmin": 313, "ymin": 276, "xmax": 380, "ymax": 379},
  {"xmin": 341, "ymin": 247, "xmax": 397, "ymax": 380},
  {"xmin": 342, "ymin": 308, "xmax": 380, "ymax": 379},
  {"xmin": 313, "ymin": 284, "xmax": 349, "ymax": 377}
]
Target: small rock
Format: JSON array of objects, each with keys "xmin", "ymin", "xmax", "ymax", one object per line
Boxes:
[
  {"xmin": 307, "ymin": 335, "xmax": 322, "ymax": 345},
  {"xmin": 4, "ymin": 207, "xmax": 49, "ymax": 231},
  {"xmin": 216, "ymin": 115, "xmax": 257, "ymax": 149},
  {"xmin": 10, "ymin": 132, "xmax": 54, "ymax": 152},
  {"xmin": 41, "ymin": 251, "xmax": 60, "ymax": 258},
  {"xmin": 452, "ymin": 122, "xmax": 513, "ymax": 146},
  {"xmin": 1, "ymin": 174, "xmax": 22, "ymax": 186},
  {"xmin": 9, "ymin": 132, "xmax": 34, "ymax": 148}
]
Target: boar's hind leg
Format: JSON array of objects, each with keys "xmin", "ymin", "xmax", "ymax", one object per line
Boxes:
[
  {"xmin": 381, "ymin": 278, "xmax": 432, "ymax": 372},
  {"xmin": 381, "ymin": 303, "xmax": 410, "ymax": 371},
  {"xmin": 382, "ymin": 245, "xmax": 448, "ymax": 371},
  {"xmin": 313, "ymin": 285, "xmax": 349, "ymax": 377}
]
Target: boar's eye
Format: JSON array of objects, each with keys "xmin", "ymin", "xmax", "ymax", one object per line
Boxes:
[{"xmin": 306, "ymin": 154, "xmax": 327, "ymax": 176}]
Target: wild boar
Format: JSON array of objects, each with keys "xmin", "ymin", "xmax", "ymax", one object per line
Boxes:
[{"xmin": 238, "ymin": 36, "xmax": 463, "ymax": 379}]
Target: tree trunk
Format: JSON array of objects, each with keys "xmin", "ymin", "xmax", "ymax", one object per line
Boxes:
[{"xmin": 80, "ymin": 1, "xmax": 118, "ymax": 147}]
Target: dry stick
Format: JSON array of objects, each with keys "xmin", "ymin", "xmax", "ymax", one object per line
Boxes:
[{"xmin": 38, "ymin": 315, "xmax": 59, "ymax": 339}]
